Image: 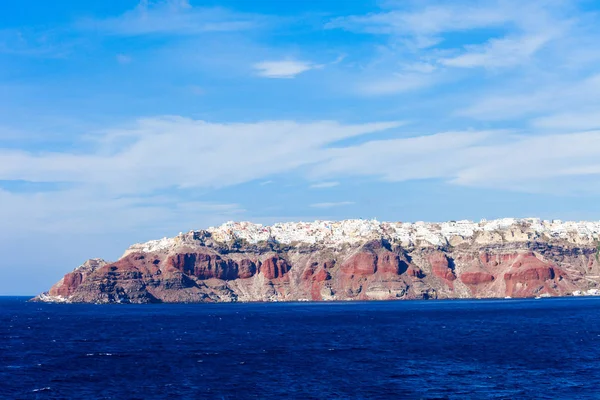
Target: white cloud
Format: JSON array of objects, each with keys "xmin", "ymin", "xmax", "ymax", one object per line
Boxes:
[
  {"xmin": 449, "ymin": 131, "xmax": 600, "ymax": 193},
  {"xmin": 80, "ymin": 0, "xmax": 261, "ymax": 36},
  {"xmin": 253, "ymin": 60, "xmax": 320, "ymax": 79},
  {"xmin": 326, "ymin": 1, "xmax": 569, "ymax": 50},
  {"xmin": 325, "ymin": 0, "xmax": 590, "ymax": 104},
  {"xmin": 326, "ymin": 3, "xmax": 516, "ymax": 39},
  {"xmin": 532, "ymin": 110, "xmax": 600, "ymax": 131},
  {"xmin": 402, "ymin": 62, "xmax": 437, "ymax": 73},
  {"xmin": 358, "ymin": 72, "xmax": 435, "ymax": 95},
  {"xmin": 440, "ymin": 34, "xmax": 553, "ymax": 69},
  {"xmin": 0, "ymin": 118, "xmax": 402, "ymax": 195},
  {"xmin": 311, "ymin": 130, "xmax": 497, "ymax": 182},
  {"xmin": 458, "ymin": 90, "xmax": 550, "ymax": 121},
  {"xmin": 309, "ymin": 181, "xmax": 339, "ymax": 189},
  {"xmin": 310, "ymin": 201, "xmax": 355, "ymax": 208},
  {"xmin": 5, "ymin": 118, "xmax": 600, "ymax": 208},
  {"xmin": 309, "ymin": 129, "xmax": 600, "ymax": 194},
  {"xmin": 458, "ymin": 74, "xmax": 600, "ymax": 120}
]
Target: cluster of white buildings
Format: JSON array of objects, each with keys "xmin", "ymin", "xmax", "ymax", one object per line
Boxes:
[
  {"xmin": 126, "ymin": 218, "xmax": 600, "ymax": 254},
  {"xmin": 572, "ymin": 289, "xmax": 600, "ymax": 296},
  {"xmin": 209, "ymin": 219, "xmax": 387, "ymax": 245},
  {"xmin": 206, "ymin": 218, "xmax": 600, "ymax": 247}
]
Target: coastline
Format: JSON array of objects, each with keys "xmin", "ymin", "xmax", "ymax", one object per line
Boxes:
[{"xmin": 27, "ymin": 292, "xmax": 600, "ymax": 305}]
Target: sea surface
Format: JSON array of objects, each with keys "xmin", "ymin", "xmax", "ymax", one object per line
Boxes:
[{"xmin": 2, "ymin": 297, "xmax": 600, "ymax": 399}]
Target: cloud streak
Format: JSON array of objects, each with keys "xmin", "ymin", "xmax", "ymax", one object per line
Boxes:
[
  {"xmin": 0, "ymin": 118, "xmax": 402, "ymax": 194},
  {"xmin": 532, "ymin": 110, "xmax": 600, "ymax": 131},
  {"xmin": 310, "ymin": 201, "xmax": 354, "ymax": 208},
  {"xmin": 439, "ymin": 34, "xmax": 554, "ymax": 69},
  {"xmin": 79, "ymin": 0, "xmax": 262, "ymax": 36},
  {"xmin": 254, "ymin": 60, "xmax": 321, "ymax": 79},
  {"xmin": 326, "ymin": 0, "xmax": 592, "ymax": 99},
  {"xmin": 326, "ymin": 2, "xmax": 516, "ymax": 38},
  {"xmin": 310, "ymin": 182, "xmax": 340, "ymax": 189},
  {"xmin": 357, "ymin": 72, "xmax": 436, "ymax": 95},
  {"xmin": 458, "ymin": 74, "xmax": 600, "ymax": 121},
  {"xmin": 310, "ymin": 129, "xmax": 600, "ymax": 194}
]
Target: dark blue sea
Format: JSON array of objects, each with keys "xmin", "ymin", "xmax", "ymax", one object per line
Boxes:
[{"xmin": 2, "ymin": 297, "xmax": 600, "ymax": 399}]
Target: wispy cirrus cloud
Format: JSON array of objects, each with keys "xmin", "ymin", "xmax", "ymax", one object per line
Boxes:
[
  {"xmin": 532, "ymin": 110, "xmax": 600, "ymax": 131},
  {"xmin": 326, "ymin": 2, "xmax": 516, "ymax": 39},
  {"xmin": 310, "ymin": 181, "xmax": 339, "ymax": 189},
  {"xmin": 325, "ymin": 0, "xmax": 592, "ymax": 99},
  {"xmin": 458, "ymin": 74, "xmax": 600, "ymax": 121},
  {"xmin": 309, "ymin": 129, "xmax": 600, "ymax": 195},
  {"xmin": 448, "ymin": 131, "xmax": 600, "ymax": 193},
  {"xmin": 0, "ymin": 118, "xmax": 402, "ymax": 195},
  {"xmin": 439, "ymin": 34, "xmax": 554, "ymax": 69},
  {"xmin": 0, "ymin": 28, "xmax": 75, "ymax": 57},
  {"xmin": 357, "ymin": 72, "xmax": 436, "ymax": 95},
  {"xmin": 78, "ymin": 0, "xmax": 263, "ymax": 36},
  {"xmin": 253, "ymin": 60, "xmax": 321, "ymax": 79}
]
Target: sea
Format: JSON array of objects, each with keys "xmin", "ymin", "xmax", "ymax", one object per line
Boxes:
[{"xmin": 2, "ymin": 297, "xmax": 600, "ymax": 399}]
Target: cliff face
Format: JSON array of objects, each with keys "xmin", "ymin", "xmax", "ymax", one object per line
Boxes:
[{"xmin": 34, "ymin": 219, "xmax": 600, "ymax": 303}]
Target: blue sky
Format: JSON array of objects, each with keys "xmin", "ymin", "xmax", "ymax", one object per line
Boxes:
[{"xmin": 2, "ymin": 0, "xmax": 600, "ymax": 294}]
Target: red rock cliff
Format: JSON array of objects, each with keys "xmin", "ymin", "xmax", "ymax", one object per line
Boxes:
[{"xmin": 34, "ymin": 220, "xmax": 600, "ymax": 303}]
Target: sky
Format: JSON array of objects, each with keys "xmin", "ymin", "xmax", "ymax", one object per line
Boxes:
[{"xmin": 2, "ymin": 0, "xmax": 600, "ymax": 294}]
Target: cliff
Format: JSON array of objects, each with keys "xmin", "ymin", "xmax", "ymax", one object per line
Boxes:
[{"xmin": 33, "ymin": 218, "xmax": 600, "ymax": 303}]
